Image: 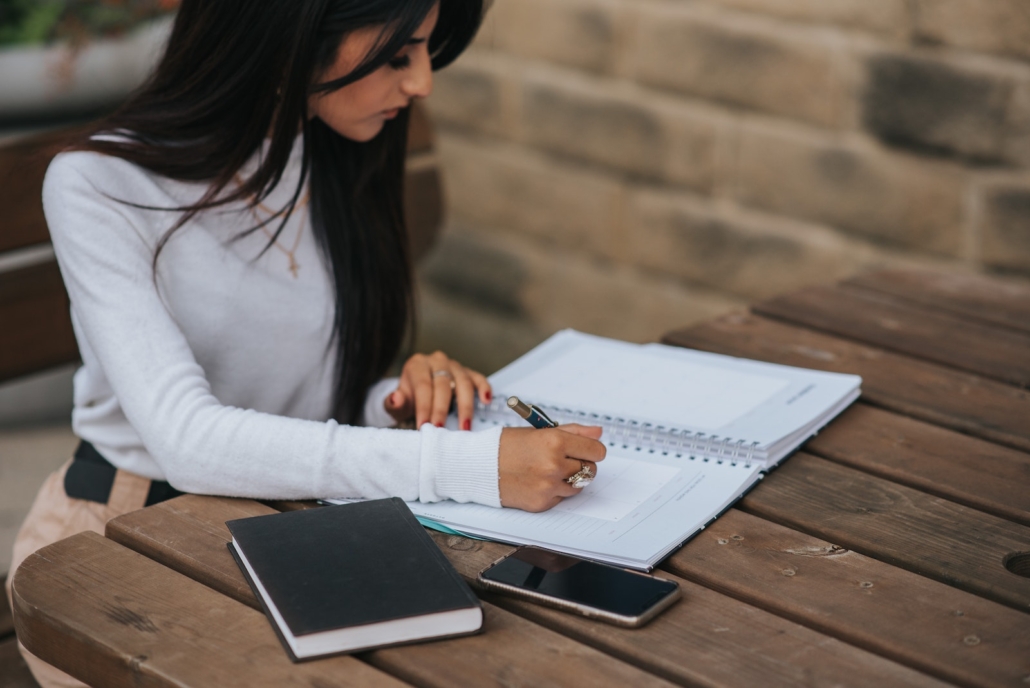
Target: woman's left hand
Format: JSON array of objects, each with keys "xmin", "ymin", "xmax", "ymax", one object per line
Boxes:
[{"xmin": 384, "ymin": 351, "xmax": 492, "ymax": 430}]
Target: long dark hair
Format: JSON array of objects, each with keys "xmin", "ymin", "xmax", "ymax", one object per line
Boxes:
[{"xmin": 73, "ymin": 0, "xmax": 483, "ymax": 424}]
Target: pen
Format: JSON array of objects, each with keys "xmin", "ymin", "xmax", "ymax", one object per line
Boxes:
[{"xmin": 507, "ymin": 396, "xmax": 558, "ymax": 429}]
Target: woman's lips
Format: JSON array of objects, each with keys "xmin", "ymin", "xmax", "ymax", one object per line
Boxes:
[{"xmin": 382, "ymin": 108, "xmax": 402, "ymax": 119}]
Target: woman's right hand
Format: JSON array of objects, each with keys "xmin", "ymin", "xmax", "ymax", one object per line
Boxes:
[{"xmin": 498, "ymin": 425, "xmax": 607, "ymax": 512}]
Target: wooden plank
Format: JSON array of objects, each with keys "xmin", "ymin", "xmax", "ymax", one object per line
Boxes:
[
  {"xmin": 663, "ymin": 312, "xmax": 1030, "ymax": 452},
  {"xmin": 739, "ymin": 453, "xmax": 1030, "ymax": 612},
  {"xmin": 0, "ymin": 636, "xmax": 39, "ymax": 688},
  {"xmin": 662, "ymin": 509, "xmax": 1030, "ymax": 688},
  {"xmin": 754, "ymin": 283, "xmax": 1030, "ymax": 388},
  {"xmin": 10, "ymin": 532, "xmax": 405, "ymax": 688},
  {"xmin": 0, "ymin": 261, "xmax": 78, "ymax": 385},
  {"xmin": 111, "ymin": 496, "xmax": 950, "ymax": 688},
  {"xmin": 287, "ymin": 505, "xmax": 954, "ymax": 688},
  {"xmin": 365, "ymin": 603, "xmax": 673, "ymax": 688},
  {"xmin": 428, "ymin": 532, "xmax": 949, "ymax": 688},
  {"xmin": 806, "ymin": 404, "xmax": 1030, "ymax": 527},
  {"xmin": 106, "ymin": 496, "xmax": 270, "ymax": 607},
  {"xmin": 0, "ymin": 129, "xmax": 79, "ymax": 254},
  {"xmin": 847, "ymin": 269, "xmax": 1030, "ymax": 336},
  {"xmin": 106, "ymin": 496, "xmax": 675, "ymax": 688}
]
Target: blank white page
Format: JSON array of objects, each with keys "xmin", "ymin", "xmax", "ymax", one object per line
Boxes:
[
  {"xmin": 497, "ymin": 335, "xmax": 789, "ymax": 431},
  {"xmin": 548, "ymin": 456, "xmax": 680, "ymax": 521}
]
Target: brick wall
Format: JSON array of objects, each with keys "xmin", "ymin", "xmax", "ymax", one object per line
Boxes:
[{"xmin": 416, "ymin": 0, "xmax": 1030, "ymax": 373}]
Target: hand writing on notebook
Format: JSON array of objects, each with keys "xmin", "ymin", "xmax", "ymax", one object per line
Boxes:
[
  {"xmin": 498, "ymin": 425, "xmax": 606, "ymax": 512},
  {"xmin": 385, "ymin": 351, "xmax": 492, "ymax": 431}
]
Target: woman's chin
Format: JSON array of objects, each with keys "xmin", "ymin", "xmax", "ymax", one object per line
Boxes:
[{"xmin": 333, "ymin": 120, "xmax": 386, "ymax": 143}]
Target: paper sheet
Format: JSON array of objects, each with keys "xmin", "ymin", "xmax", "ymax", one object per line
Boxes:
[
  {"xmin": 549, "ymin": 457, "xmax": 679, "ymax": 521},
  {"xmin": 498, "ymin": 337, "xmax": 790, "ymax": 431},
  {"xmin": 408, "ymin": 452, "xmax": 763, "ymax": 568}
]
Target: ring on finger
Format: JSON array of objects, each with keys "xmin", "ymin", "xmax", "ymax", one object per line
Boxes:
[
  {"xmin": 432, "ymin": 369, "xmax": 456, "ymax": 390},
  {"xmin": 566, "ymin": 461, "xmax": 595, "ymax": 489}
]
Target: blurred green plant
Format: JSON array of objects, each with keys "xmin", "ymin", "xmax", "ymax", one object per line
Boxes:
[{"xmin": 0, "ymin": 0, "xmax": 178, "ymax": 48}]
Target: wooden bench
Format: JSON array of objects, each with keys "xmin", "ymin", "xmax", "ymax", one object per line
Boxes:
[{"xmin": 0, "ymin": 103, "xmax": 445, "ymax": 687}]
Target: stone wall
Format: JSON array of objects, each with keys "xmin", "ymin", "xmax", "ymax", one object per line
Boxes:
[{"xmin": 416, "ymin": 0, "xmax": 1030, "ymax": 374}]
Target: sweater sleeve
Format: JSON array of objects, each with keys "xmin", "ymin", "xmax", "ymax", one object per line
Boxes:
[{"xmin": 44, "ymin": 153, "xmax": 502, "ymax": 506}]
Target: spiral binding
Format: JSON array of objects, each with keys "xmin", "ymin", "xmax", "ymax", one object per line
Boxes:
[{"xmin": 475, "ymin": 397, "xmax": 760, "ymax": 468}]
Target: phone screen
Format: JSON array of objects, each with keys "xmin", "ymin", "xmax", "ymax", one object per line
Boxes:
[{"xmin": 479, "ymin": 547, "xmax": 678, "ymax": 618}]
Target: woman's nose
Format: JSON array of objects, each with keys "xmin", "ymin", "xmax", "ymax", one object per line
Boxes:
[{"xmin": 401, "ymin": 52, "xmax": 433, "ymax": 99}]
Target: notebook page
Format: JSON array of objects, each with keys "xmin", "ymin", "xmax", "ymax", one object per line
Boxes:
[
  {"xmin": 490, "ymin": 330, "xmax": 860, "ymax": 450},
  {"xmin": 641, "ymin": 341, "xmax": 862, "ymax": 449},
  {"xmin": 499, "ymin": 337, "xmax": 790, "ymax": 431},
  {"xmin": 547, "ymin": 457, "xmax": 679, "ymax": 521},
  {"xmin": 408, "ymin": 448, "xmax": 761, "ymax": 569}
]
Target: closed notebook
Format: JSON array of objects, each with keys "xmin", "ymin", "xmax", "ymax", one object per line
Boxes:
[{"xmin": 226, "ymin": 498, "xmax": 483, "ymax": 661}]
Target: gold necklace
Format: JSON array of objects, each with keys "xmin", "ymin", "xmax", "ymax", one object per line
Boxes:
[{"xmin": 236, "ymin": 175, "xmax": 310, "ymax": 278}]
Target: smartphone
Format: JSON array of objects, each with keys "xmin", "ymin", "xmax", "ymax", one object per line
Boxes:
[{"xmin": 477, "ymin": 547, "xmax": 680, "ymax": 627}]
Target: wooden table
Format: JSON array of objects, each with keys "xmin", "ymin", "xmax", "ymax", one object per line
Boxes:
[{"xmin": 10, "ymin": 269, "xmax": 1030, "ymax": 687}]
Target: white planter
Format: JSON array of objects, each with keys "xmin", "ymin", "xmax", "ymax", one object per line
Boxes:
[{"xmin": 0, "ymin": 16, "xmax": 173, "ymax": 119}]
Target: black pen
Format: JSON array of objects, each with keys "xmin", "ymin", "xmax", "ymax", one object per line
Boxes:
[{"xmin": 507, "ymin": 396, "xmax": 558, "ymax": 429}]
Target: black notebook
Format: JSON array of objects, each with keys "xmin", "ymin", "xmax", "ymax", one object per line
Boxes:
[{"xmin": 226, "ymin": 498, "xmax": 483, "ymax": 661}]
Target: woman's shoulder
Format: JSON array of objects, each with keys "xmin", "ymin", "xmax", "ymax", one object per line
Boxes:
[
  {"xmin": 45, "ymin": 136, "xmax": 160, "ymax": 196},
  {"xmin": 43, "ymin": 135, "xmax": 211, "ymax": 222}
]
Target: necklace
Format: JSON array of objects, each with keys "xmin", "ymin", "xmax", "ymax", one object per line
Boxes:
[{"xmin": 236, "ymin": 175, "xmax": 310, "ymax": 278}]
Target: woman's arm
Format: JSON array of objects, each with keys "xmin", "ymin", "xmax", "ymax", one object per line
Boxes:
[{"xmin": 45, "ymin": 152, "xmax": 502, "ymax": 504}]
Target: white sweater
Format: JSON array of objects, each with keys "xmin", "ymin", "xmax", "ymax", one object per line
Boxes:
[{"xmin": 43, "ymin": 136, "xmax": 502, "ymax": 505}]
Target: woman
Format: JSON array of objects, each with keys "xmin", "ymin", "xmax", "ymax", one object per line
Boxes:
[{"xmin": 7, "ymin": 1, "xmax": 605, "ymax": 685}]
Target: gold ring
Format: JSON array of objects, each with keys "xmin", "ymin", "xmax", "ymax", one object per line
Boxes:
[{"xmin": 566, "ymin": 461, "xmax": 595, "ymax": 489}]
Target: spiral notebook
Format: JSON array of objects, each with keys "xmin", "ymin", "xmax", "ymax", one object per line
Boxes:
[{"xmin": 339, "ymin": 330, "xmax": 861, "ymax": 570}]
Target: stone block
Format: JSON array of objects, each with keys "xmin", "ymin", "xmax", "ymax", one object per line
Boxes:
[
  {"xmin": 628, "ymin": 188, "xmax": 887, "ymax": 299},
  {"xmin": 425, "ymin": 52, "xmax": 511, "ymax": 136},
  {"xmin": 523, "ymin": 253, "xmax": 746, "ymax": 344},
  {"xmin": 733, "ymin": 120, "xmax": 967, "ymax": 255},
  {"xmin": 1007, "ymin": 80, "xmax": 1030, "ymax": 168},
  {"xmin": 519, "ymin": 67, "xmax": 721, "ymax": 190},
  {"xmin": 861, "ymin": 52, "xmax": 1022, "ymax": 162},
  {"xmin": 699, "ymin": 0, "xmax": 910, "ymax": 38},
  {"xmin": 435, "ymin": 132, "xmax": 626, "ymax": 257},
  {"xmin": 419, "ymin": 230, "xmax": 528, "ymax": 316},
  {"xmin": 485, "ymin": 0, "xmax": 621, "ymax": 74},
  {"xmin": 506, "ymin": 232, "xmax": 746, "ymax": 343},
  {"xmin": 415, "ymin": 281, "xmax": 547, "ymax": 377},
  {"xmin": 423, "ymin": 227, "xmax": 746, "ymax": 347},
  {"xmin": 914, "ymin": 0, "xmax": 1030, "ymax": 62},
  {"xmin": 978, "ymin": 178, "xmax": 1030, "ymax": 273},
  {"xmin": 627, "ymin": 5, "xmax": 844, "ymax": 127}
]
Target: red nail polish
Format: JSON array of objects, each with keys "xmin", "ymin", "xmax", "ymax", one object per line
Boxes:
[
  {"xmin": 485, "ymin": 391, "xmax": 492, "ymax": 403},
  {"xmin": 462, "ymin": 418, "xmax": 471, "ymax": 431},
  {"xmin": 435, "ymin": 422, "xmax": 444, "ymax": 428}
]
